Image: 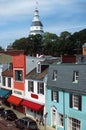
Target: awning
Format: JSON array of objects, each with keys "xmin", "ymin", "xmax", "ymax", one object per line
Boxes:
[
  {"xmin": 21, "ymin": 100, "xmax": 44, "ymax": 112},
  {"xmin": 7, "ymin": 95, "xmax": 22, "ymax": 106},
  {"xmin": 0, "ymin": 88, "xmax": 11, "ymax": 98}
]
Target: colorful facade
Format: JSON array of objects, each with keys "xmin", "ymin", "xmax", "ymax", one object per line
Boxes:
[{"xmin": 47, "ymin": 61, "xmax": 86, "ymax": 130}]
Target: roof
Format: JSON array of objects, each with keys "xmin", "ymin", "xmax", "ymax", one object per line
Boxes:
[
  {"xmin": 47, "ymin": 63, "xmax": 86, "ymax": 94},
  {"xmin": 31, "ymin": 21, "xmax": 43, "ymax": 26},
  {"xmin": 26, "ymin": 67, "xmax": 48, "ymax": 80},
  {"xmin": 0, "ymin": 53, "xmax": 12, "ymax": 64},
  {"xmin": 2, "ymin": 68, "xmax": 13, "ymax": 77}
]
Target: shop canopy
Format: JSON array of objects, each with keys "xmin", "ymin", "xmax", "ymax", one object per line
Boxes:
[
  {"xmin": 0, "ymin": 88, "xmax": 11, "ymax": 98},
  {"xmin": 7, "ymin": 95, "xmax": 22, "ymax": 106},
  {"xmin": 21, "ymin": 100, "xmax": 44, "ymax": 112}
]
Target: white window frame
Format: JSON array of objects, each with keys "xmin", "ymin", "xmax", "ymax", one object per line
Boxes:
[
  {"xmin": 53, "ymin": 70, "xmax": 57, "ymax": 81},
  {"xmin": 73, "ymin": 71, "xmax": 79, "ymax": 83},
  {"xmin": 28, "ymin": 81, "xmax": 34, "ymax": 92},
  {"xmin": 58, "ymin": 113, "xmax": 64, "ymax": 127},
  {"xmin": 37, "ymin": 62, "xmax": 41, "ymax": 73},
  {"xmin": 68, "ymin": 117, "xmax": 81, "ymax": 130},
  {"xmin": 2, "ymin": 76, "xmax": 6, "ymax": 86},
  {"xmin": 52, "ymin": 91, "xmax": 58, "ymax": 102},
  {"xmin": 37, "ymin": 82, "xmax": 44, "ymax": 95},
  {"xmin": 8, "ymin": 77, "xmax": 11, "ymax": 87},
  {"xmin": 73, "ymin": 95, "xmax": 79, "ymax": 110}
]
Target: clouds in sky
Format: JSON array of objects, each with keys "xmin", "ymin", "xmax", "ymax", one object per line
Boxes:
[{"xmin": 0, "ymin": 0, "xmax": 86, "ymax": 48}]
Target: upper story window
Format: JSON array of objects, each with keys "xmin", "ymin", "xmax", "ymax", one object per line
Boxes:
[
  {"xmin": 51, "ymin": 91, "xmax": 59, "ymax": 102},
  {"xmin": 70, "ymin": 94, "xmax": 81, "ymax": 111},
  {"xmin": 72, "ymin": 71, "xmax": 79, "ymax": 83},
  {"xmin": 37, "ymin": 62, "xmax": 41, "ymax": 73},
  {"xmin": 37, "ymin": 82, "xmax": 44, "ymax": 95},
  {"xmin": 8, "ymin": 77, "xmax": 11, "ymax": 87},
  {"xmin": 28, "ymin": 81, "xmax": 34, "ymax": 92},
  {"xmin": 15, "ymin": 70, "xmax": 23, "ymax": 81},
  {"xmin": 52, "ymin": 70, "xmax": 57, "ymax": 81},
  {"xmin": 2, "ymin": 77, "xmax": 6, "ymax": 86}
]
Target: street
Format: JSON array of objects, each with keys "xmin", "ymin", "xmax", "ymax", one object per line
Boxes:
[{"xmin": 0, "ymin": 117, "xmax": 19, "ymax": 130}]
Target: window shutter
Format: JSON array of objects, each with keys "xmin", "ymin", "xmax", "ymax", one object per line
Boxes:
[
  {"xmin": 51, "ymin": 91, "xmax": 53, "ymax": 101},
  {"xmin": 79, "ymin": 96, "xmax": 82, "ymax": 111},
  {"xmin": 70, "ymin": 94, "xmax": 72, "ymax": 108},
  {"xmin": 57, "ymin": 91, "xmax": 59, "ymax": 102}
]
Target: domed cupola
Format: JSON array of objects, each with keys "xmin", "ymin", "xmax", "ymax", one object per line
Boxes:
[{"xmin": 29, "ymin": 7, "xmax": 44, "ymax": 35}]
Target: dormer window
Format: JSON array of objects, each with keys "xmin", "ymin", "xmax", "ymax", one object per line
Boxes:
[
  {"xmin": 72, "ymin": 71, "xmax": 79, "ymax": 83},
  {"xmin": 37, "ymin": 62, "xmax": 41, "ymax": 73},
  {"xmin": 52, "ymin": 70, "xmax": 57, "ymax": 81}
]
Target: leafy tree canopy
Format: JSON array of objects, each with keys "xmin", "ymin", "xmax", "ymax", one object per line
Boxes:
[{"xmin": 11, "ymin": 28, "xmax": 86, "ymax": 56}]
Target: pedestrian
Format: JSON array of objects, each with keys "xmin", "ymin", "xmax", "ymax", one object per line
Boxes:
[{"xmin": 39, "ymin": 115, "xmax": 44, "ymax": 126}]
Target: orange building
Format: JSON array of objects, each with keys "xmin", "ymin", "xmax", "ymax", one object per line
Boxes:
[{"xmin": 82, "ymin": 43, "xmax": 86, "ymax": 55}]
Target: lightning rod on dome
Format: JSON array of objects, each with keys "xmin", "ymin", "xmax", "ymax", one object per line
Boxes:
[{"xmin": 35, "ymin": 0, "xmax": 38, "ymax": 9}]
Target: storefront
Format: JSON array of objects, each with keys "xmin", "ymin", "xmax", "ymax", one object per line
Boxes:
[
  {"xmin": 7, "ymin": 95, "xmax": 24, "ymax": 113},
  {"xmin": 21, "ymin": 100, "xmax": 44, "ymax": 119}
]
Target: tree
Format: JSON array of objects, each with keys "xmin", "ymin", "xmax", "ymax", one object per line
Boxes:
[
  {"xmin": 28, "ymin": 34, "xmax": 43, "ymax": 56},
  {"xmin": 43, "ymin": 32, "xmax": 59, "ymax": 56}
]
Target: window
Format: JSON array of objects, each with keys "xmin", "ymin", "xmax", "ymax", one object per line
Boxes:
[
  {"xmin": 0, "ymin": 76, "xmax": 1, "ymax": 83},
  {"xmin": 8, "ymin": 77, "xmax": 11, "ymax": 87},
  {"xmin": 38, "ymin": 82, "xmax": 44, "ymax": 95},
  {"xmin": 2, "ymin": 77, "xmax": 6, "ymax": 86},
  {"xmin": 58, "ymin": 113, "xmax": 63, "ymax": 127},
  {"xmin": 37, "ymin": 62, "xmax": 41, "ymax": 73},
  {"xmin": 28, "ymin": 81, "xmax": 34, "ymax": 92},
  {"xmin": 70, "ymin": 94, "xmax": 81, "ymax": 110},
  {"xmin": 52, "ymin": 70, "xmax": 57, "ymax": 81},
  {"xmin": 51, "ymin": 91, "xmax": 59, "ymax": 102},
  {"xmin": 15, "ymin": 70, "xmax": 23, "ymax": 81},
  {"xmin": 69, "ymin": 117, "xmax": 81, "ymax": 130},
  {"xmin": 72, "ymin": 71, "xmax": 79, "ymax": 83}
]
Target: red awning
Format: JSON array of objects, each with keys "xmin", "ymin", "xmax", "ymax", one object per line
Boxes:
[
  {"xmin": 7, "ymin": 95, "xmax": 22, "ymax": 106},
  {"xmin": 21, "ymin": 100, "xmax": 43, "ymax": 112}
]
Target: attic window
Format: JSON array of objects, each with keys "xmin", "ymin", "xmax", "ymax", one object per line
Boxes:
[
  {"xmin": 37, "ymin": 62, "xmax": 41, "ymax": 73},
  {"xmin": 72, "ymin": 71, "xmax": 79, "ymax": 83},
  {"xmin": 52, "ymin": 70, "xmax": 57, "ymax": 81}
]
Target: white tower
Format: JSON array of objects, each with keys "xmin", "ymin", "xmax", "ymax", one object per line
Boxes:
[{"xmin": 29, "ymin": 2, "xmax": 44, "ymax": 35}]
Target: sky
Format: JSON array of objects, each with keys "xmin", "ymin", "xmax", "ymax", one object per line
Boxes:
[{"xmin": 0, "ymin": 0, "xmax": 86, "ymax": 49}]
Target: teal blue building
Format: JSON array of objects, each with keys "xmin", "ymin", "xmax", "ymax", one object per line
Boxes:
[{"xmin": 46, "ymin": 61, "xmax": 86, "ymax": 130}]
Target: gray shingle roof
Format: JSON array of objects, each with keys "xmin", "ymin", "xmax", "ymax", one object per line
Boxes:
[
  {"xmin": 26, "ymin": 67, "xmax": 48, "ymax": 80},
  {"xmin": 47, "ymin": 63, "xmax": 86, "ymax": 94}
]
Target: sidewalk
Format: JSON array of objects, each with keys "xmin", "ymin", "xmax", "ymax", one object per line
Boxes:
[{"xmin": 38, "ymin": 124, "xmax": 55, "ymax": 130}]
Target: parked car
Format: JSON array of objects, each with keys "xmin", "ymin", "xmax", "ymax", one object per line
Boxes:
[
  {"xmin": 15, "ymin": 117, "xmax": 39, "ymax": 130},
  {"xmin": 1, "ymin": 109, "xmax": 18, "ymax": 121},
  {"xmin": 0, "ymin": 104, "xmax": 5, "ymax": 116}
]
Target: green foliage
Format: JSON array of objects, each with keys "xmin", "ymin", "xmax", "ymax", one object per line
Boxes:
[
  {"xmin": 0, "ymin": 46, "xmax": 4, "ymax": 51},
  {"xmin": 11, "ymin": 29, "xmax": 86, "ymax": 56}
]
